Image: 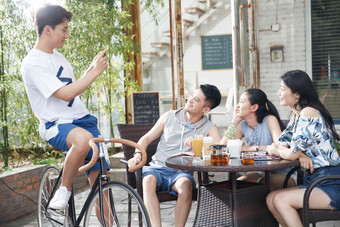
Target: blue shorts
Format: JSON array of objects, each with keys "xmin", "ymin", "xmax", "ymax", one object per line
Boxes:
[
  {"xmin": 46, "ymin": 114, "xmax": 110, "ymax": 176},
  {"xmin": 300, "ymin": 165, "xmax": 340, "ymax": 210},
  {"xmin": 142, "ymin": 166, "xmax": 196, "ymax": 197}
]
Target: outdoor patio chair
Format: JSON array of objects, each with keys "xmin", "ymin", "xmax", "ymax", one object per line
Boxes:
[
  {"xmin": 283, "ymin": 166, "xmax": 340, "ymax": 227},
  {"xmin": 117, "ymin": 123, "xmax": 197, "ymax": 203}
]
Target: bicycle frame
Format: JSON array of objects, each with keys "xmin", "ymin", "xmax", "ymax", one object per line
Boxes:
[
  {"xmin": 74, "ymin": 151, "xmax": 109, "ymax": 227},
  {"xmin": 44, "ymin": 144, "xmax": 111, "ymax": 227},
  {"xmin": 42, "ymin": 138, "xmax": 147, "ymax": 227}
]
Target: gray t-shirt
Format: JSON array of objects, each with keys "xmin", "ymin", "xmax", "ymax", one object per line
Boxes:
[{"xmin": 150, "ymin": 108, "xmax": 215, "ymax": 167}]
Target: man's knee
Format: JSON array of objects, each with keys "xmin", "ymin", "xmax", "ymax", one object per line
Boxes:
[
  {"xmin": 67, "ymin": 128, "xmax": 93, "ymax": 153},
  {"xmin": 143, "ymin": 175, "xmax": 157, "ymax": 191},
  {"xmin": 174, "ymin": 177, "xmax": 193, "ymax": 196}
]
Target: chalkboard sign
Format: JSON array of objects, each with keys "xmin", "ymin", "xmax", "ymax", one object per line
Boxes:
[
  {"xmin": 201, "ymin": 34, "xmax": 233, "ymax": 70},
  {"xmin": 132, "ymin": 92, "xmax": 160, "ymax": 124}
]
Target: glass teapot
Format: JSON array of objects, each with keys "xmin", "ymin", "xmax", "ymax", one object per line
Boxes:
[{"xmin": 209, "ymin": 144, "xmax": 230, "ymax": 164}]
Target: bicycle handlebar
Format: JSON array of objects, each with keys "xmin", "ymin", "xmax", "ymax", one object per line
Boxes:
[{"xmin": 79, "ymin": 138, "xmax": 147, "ymax": 173}]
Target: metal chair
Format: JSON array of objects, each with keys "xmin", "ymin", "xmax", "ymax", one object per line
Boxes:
[
  {"xmin": 117, "ymin": 123, "xmax": 197, "ymax": 203},
  {"xmin": 283, "ymin": 167, "xmax": 340, "ymax": 227}
]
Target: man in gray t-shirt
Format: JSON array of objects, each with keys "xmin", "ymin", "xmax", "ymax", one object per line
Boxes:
[{"xmin": 128, "ymin": 84, "xmax": 221, "ymax": 227}]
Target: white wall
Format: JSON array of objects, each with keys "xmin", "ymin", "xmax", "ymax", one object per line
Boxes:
[
  {"xmin": 257, "ymin": 0, "xmax": 306, "ymax": 120},
  {"xmin": 141, "ymin": 0, "xmax": 309, "ymax": 126},
  {"xmin": 141, "ymin": 0, "xmax": 233, "ymax": 123},
  {"xmin": 184, "ymin": 0, "xmax": 233, "ymax": 127},
  {"xmin": 184, "ymin": 0, "xmax": 233, "ymax": 94}
]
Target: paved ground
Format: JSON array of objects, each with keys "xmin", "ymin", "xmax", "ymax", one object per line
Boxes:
[
  {"xmin": 4, "ymin": 187, "xmax": 340, "ymax": 227},
  {"xmin": 3, "ymin": 188, "xmax": 196, "ymax": 227}
]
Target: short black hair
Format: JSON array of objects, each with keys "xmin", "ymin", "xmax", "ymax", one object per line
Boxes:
[
  {"xmin": 200, "ymin": 84, "xmax": 221, "ymax": 110},
  {"xmin": 35, "ymin": 4, "xmax": 73, "ymax": 36}
]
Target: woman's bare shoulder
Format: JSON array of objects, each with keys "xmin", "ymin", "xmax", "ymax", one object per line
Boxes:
[
  {"xmin": 300, "ymin": 107, "xmax": 320, "ymax": 118},
  {"xmin": 266, "ymin": 115, "xmax": 279, "ymax": 124}
]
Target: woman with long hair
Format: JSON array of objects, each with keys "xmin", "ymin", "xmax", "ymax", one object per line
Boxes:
[
  {"xmin": 266, "ymin": 70, "xmax": 340, "ymax": 227},
  {"xmin": 221, "ymin": 88, "xmax": 295, "ymax": 190}
]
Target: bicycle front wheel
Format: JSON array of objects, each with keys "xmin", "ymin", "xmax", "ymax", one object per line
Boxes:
[{"xmin": 84, "ymin": 181, "xmax": 150, "ymax": 227}]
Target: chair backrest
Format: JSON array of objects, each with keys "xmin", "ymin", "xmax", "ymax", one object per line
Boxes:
[
  {"xmin": 282, "ymin": 120, "xmax": 290, "ymax": 127},
  {"xmin": 117, "ymin": 124, "xmax": 160, "ymax": 187}
]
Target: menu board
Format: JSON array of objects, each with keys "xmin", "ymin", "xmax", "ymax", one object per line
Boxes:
[
  {"xmin": 132, "ymin": 92, "xmax": 160, "ymax": 124},
  {"xmin": 201, "ymin": 34, "xmax": 233, "ymax": 70}
]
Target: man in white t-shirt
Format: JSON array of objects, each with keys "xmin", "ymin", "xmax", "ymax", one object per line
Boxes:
[{"xmin": 21, "ymin": 4, "xmax": 108, "ymax": 210}]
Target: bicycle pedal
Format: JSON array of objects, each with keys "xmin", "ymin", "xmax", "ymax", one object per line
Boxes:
[
  {"xmin": 45, "ymin": 208, "xmax": 66, "ymax": 224},
  {"xmin": 49, "ymin": 208, "xmax": 65, "ymax": 215}
]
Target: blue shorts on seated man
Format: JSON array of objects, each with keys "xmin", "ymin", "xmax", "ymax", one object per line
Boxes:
[
  {"xmin": 45, "ymin": 114, "xmax": 110, "ymax": 176},
  {"xmin": 142, "ymin": 166, "xmax": 196, "ymax": 196}
]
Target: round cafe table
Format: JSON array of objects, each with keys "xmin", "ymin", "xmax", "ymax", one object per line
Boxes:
[{"xmin": 165, "ymin": 154, "xmax": 299, "ymax": 227}]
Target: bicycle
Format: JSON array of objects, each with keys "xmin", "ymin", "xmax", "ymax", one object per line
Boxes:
[{"xmin": 37, "ymin": 137, "xmax": 151, "ymax": 227}]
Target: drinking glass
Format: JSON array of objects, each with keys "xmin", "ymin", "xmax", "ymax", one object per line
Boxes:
[
  {"xmin": 241, "ymin": 152, "xmax": 255, "ymax": 165},
  {"xmin": 227, "ymin": 139, "xmax": 242, "ymax": 158},
  {"xmin": 192, "ymin": 134, "xmax": 203, "ymax": 165}
]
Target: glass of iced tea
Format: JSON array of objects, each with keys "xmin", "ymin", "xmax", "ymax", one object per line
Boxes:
[
  {"xmin": 192, "ymin": 134, "xmax": 203, "ymax": 165},
  {"xmin": 241, "ymin": 152, "xmax": 255, "ymax": 165}
]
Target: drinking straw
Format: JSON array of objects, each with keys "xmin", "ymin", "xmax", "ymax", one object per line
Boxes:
[{"xmin": 185, "ymin": 121, "xmax": 194, "ymax": 137}]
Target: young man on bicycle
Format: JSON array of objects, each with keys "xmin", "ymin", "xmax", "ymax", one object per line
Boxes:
[
  {"xmin": 128, "ymin": 84, "xmax": 222, "ymax": 227},
  {"xmin": 21, "ymin": 4, "xmax": 109, "ymax": 210}
]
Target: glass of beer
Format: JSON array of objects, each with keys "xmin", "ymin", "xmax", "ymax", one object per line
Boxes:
[
  {"xmin": 192, "ymin": 134, "xmax": 203, "ymax": 165},
  {"xmin": 241, "ymin": 152, "xmax": 255, "ymax": 165},
  {"xmin": 202, "ymin": 136, "xmax": 213, "ymax": 160}
]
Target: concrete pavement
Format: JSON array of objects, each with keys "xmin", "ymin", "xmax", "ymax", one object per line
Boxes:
[
  {"xmin": 3, "ymin": 187, "xmax": 197, "ymax": 227},
  {"xmin": 4, "ymin": 186, "xmax": 340, "ymax": 227}
]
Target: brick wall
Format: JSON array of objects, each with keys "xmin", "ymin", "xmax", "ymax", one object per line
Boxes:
[
  {"xmin": 0, "ymin": 165, "xmax": 88, "ymax": 224},
  {"xmin": 0, "ymin": 165, "xmax": 47, "ymax": 224},
  {"xmin": 257, "ymin": 0, "xmax": 306, "ymax": 120}
]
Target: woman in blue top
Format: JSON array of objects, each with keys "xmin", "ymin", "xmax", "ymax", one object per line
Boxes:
[
  {"xmin": 221, "ymin": 89, "xmax": 294, "ymax": 190},
  {"xmin": 266, "ymin": 70, "xmax": 340, "ymax": 227}
]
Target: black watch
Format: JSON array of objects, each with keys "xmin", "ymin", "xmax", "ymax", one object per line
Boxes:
[
  {"xmin": 133, "ymin": 150, "xmax": 142, "ymax": 156},
  {"xmin": 255, "ymin": 146, "xmax": 260, "ymax": 151}
]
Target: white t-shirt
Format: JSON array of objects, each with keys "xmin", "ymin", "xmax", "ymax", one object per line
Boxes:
[{"xmin": 21, "ymin": 49, "xmax": 89, "ymax": 136}]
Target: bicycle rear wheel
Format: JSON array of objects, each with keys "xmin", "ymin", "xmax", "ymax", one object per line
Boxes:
[
  {"xmin": 84, "ymin": 181, "xmax": 151, "ymax": 227},
  {"xmin": 38, "ymin": 166, "xmax": 69, "ymax": 226}
]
